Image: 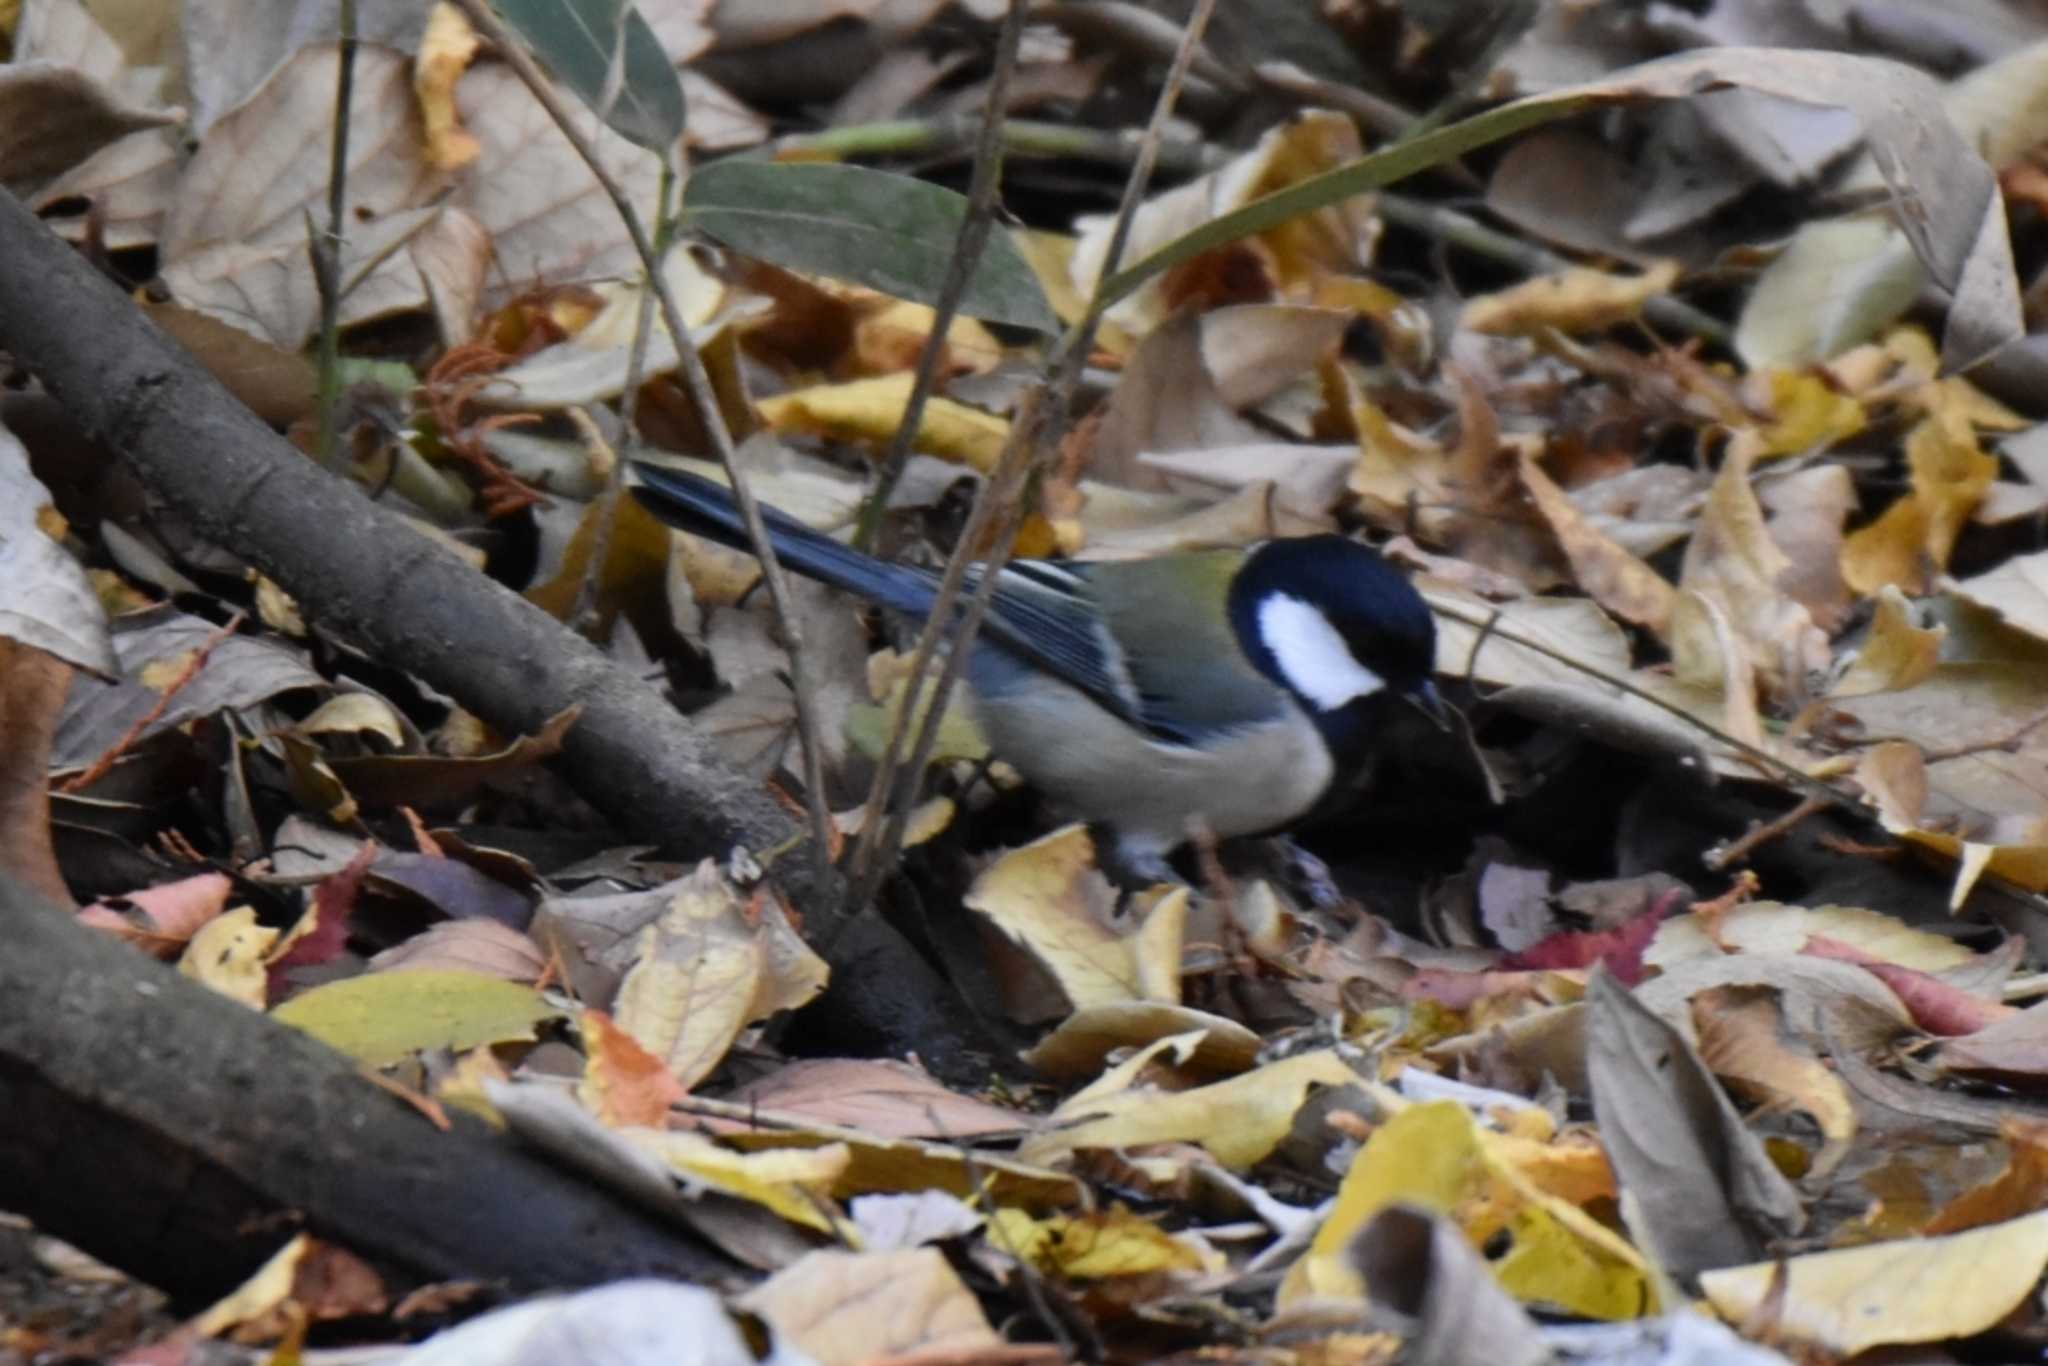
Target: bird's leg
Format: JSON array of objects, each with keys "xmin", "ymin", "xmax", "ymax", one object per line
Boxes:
[{"xmin": 1096, "ymin": 828, "xmax": 1180, "ymax": 891}]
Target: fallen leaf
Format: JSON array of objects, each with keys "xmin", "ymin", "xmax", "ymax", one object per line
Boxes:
[
  {"xmin": 738, "ymin": 1248, "xmax": 1010, "ymax": 1366},
  {"xmin": 1699, "ymin": 1210, "xmax": 2048, "ymax": 1355},
  {"xmin": 272, "ymin": 969, "xmax": 563, "ymax": 1065}
]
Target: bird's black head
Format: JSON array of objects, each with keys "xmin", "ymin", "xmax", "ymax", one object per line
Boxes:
[{"xmin": 1228, "ymin": 535, "xmax": 1439, "ymax": 754}]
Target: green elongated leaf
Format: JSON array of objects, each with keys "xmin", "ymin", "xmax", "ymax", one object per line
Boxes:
[
  {"xmin": 682, "ymin": 160, "xmax": 1058, "ymax": 334},
  {"xmin": 273, "ymin": 968, "xmax": 564, "ymax": 1065},
  {"xmin": 1100, "ymin": 48, "xmax": 2021, "ymax": 371},
  {"xmin": 1098, "ymin": 95, "xmax": 1601, "ymax": 315},
  {"xmin": 492, "ymin": 0, "xmax": 684, "ymax": 152}
]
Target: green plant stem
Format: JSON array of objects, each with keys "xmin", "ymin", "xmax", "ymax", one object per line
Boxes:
[{"xmin": 765, "ymin": 116, "xmax": 1225, "ymax": 179}]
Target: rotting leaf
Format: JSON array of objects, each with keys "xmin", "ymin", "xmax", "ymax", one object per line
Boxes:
[{"xmin": 1586, "ymin": 967, "xmax": 1803, "ymax": 1279}]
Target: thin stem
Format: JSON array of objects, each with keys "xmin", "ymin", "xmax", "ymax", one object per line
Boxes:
[
  {"xmin": 764, "ymin": 116, "xmax": 1223, "ymax": 178},
  {"xmin": 844, "ymin": 0, "xmax": 1223, "ymax": 913},
  {"xmin": 852, "ymin": 0, "xmax": 1029, "ymax": 552},
  {"xmin": 312, "ymin": 0, "xmax": 358, "ymax": 468},
  {"xmin": 841, "ymin": 0, "xmax": 1031, "ymax": 891},
  {"xmin": 451, "ymin": 0, "xmax": 838, "ymax": 890},
  {"xmin": 571, "ymin": 159, "xmax": 679, "ymax": 636}
]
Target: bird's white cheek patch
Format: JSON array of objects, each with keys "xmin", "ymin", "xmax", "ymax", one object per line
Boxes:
[{"xmin": 1257, "ymin": 593, "xmax": 1385, "ymax": 710}]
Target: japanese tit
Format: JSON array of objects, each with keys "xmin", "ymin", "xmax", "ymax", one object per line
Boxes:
[{"xmin": 632, "ymin": 461, "xmax": 1443, "ymax": 880}]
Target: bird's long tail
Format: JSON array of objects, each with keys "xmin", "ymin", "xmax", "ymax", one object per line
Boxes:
[{"xmin": 630, "ymin": 461, "xmax": 939, "ymax": 617}]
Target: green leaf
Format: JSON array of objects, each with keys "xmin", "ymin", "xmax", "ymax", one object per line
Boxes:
[
  {"xmin": 682, "ymin": 161, "xmax": 1058, "ymax": 334},
  {"xmin": 1099, "ymin": 94, "xmax": 1592, "ymax": 315},
  {"xmin": 492, "ymin": 0, "xmax": 684, "ymax": 152},
  {"xmin": 273, "ymin": 969, "xmax": 564, "ymax": 1065}
]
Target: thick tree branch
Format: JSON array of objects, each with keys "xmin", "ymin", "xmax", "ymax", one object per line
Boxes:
[
  {"xmin": 0, "ymin": 187, "xmax": 990, "ymax": 1078},
  {"xmin": 0, "ymin": 870, "xmax": 734, "ymax": 1300}
]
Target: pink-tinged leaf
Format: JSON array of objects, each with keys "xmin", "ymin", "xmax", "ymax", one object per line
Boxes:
[
  {"xmin": 272, "ymin": 842, "xmax": 378, "ymax": 974},
  {"xmin": 77, "ymin": 871, "xmax": 233, "ymax": 958},
  {"xmin": 1403, "ymin": 968, "xmax": 1549, "ymax": 1011},
  {"xmin": 1803, "ymin": 935, "xmax": 2016, "ymax": 1037},
  {"xmin": 1500, "ymin": 892, "xmax": 1681, "ymax": 985}
]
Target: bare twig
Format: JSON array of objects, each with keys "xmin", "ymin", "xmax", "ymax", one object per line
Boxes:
[
  {"xmin": 842, "ymin": 0, "xmax": 1032, "ymax": 893},
  {"xmin": 1703, "ymin": 793, "xmax": 1830, "ymax": 871},
  {"xmin": 844, "ymin": 0, "xmax": 1224, "ymax": 913},
  {"xmin": 311, "ymin": 0, "xmax": 358, "ymax": 468},
  {"xmin": 60, "ymin": 612, "xmax": 246, "ymax": 794},
  {"xmin": 853, "ymin": 0, "xmax": 1030, "ymax": 552},
  {"xmin": 450, "ymin": 0, "xmax": 837, "ymax": 888},
  {"xmin": 571, "ymin": 160, "xmax": 680, "ymax": 635}
]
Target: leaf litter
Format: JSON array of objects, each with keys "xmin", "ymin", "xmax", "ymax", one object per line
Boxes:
[{"xmin": 15, "ymin": 0, "xmax": 2048, "ymax": 1361}]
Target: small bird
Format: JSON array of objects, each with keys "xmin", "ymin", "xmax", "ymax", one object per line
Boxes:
[{"xmin": 632, "ymin": 461, "xmax": 1443, "ymax": 881}]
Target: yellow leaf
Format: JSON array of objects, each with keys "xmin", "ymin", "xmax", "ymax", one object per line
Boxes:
[
  {"xmin": 414, "ymin": 4, "xmax": 481, "ymax": 171},
  {"xmin": 189, "ymin": 1234, "xmax": 313, "ymax": 1339},
  {"xmin": 272, "ymin": 969, "xmax": 562, "ymax": 1065},
  {"xmin": 630, "ymin": 1129, "xmax": 850, "ymax": 1235},
  {"xmin": 1749, "ymin": 369, "xmax": 1866, "ymax": 457},
  {"xmin": 1830, "ymin": 585, "xmax": 1944, "ymax": 697},
  {"xmin": 1841, "ymin": 408, "xmax": 1996, "ymax": 595},
  {"xmin": 964, "ymin": 825, "xmax": 1181, "ymax": 1010},
  {"xmin": 854, "ymin": 299, "xmax": 1002, "ymax": 376},
  {"xmin": 1461, "ymin": 261, "xmax": 1680, "ymax": 336},
  {"xmin": 1020, "ymin": 1048, "xmax": 1361, "ymax": 1170},
  {"xmin": 1700, "ymin": 1211, "xmax": 2048, "ymax": 1355},
  {"xmin": 758, "ymin": 373, "xmax": 1009, "ymax": 473},
  {"xmin": 178, "ymin": 907, "xmax": 277, "ymax": 1009},
  {"xmin": 720, "ymin": 1126, "xmax": 1082, "ymax": 1210},
  {"xmin": 987, "ymin": 1206, "xmax": 1221, "ymax": 1278},
  {"xmin": 1281, "ymin": 1101, "xmax": 1651, "ymax": 1321}
]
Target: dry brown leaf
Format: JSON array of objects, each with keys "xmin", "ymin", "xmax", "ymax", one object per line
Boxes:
[
  {"xmin": 1676, "ymin": 432, "xmax": 1828, "ymax": 705},
  {"xmin": 738, "ymin": 1248, "xmax": 1008, "ymax": 1366},
  {"xmin": 1518, "ymin": 449, "xmax": 1674, "ymax": 632},
  {"xmin": 1692, "ymin": 987, "xmax": 1856, "ymax": 1176},
  {"xmin": 730, "ymin": 1058, "xmax": 1031, "ymax": 1140},
  {"xmin": 577, "ymin": 1008, "xmax": 685, "ymax": 1128},
  {"xmin": 613, "ymin": 862, "xmax": 828, "ymax": 1091},
  {"xmin": 1953, "ymin": 548, "xmax": 2048, "ymax": 644}
]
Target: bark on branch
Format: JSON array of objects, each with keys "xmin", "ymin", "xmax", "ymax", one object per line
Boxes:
[{"xmin": 0, "ymin": 189, "xmax": 988, "ymax": 1078}]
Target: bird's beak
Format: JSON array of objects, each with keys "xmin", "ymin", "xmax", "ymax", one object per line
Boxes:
[{"xmin": 1407, "ymin": 679, "xmax": 1455, "ymax": 732}]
